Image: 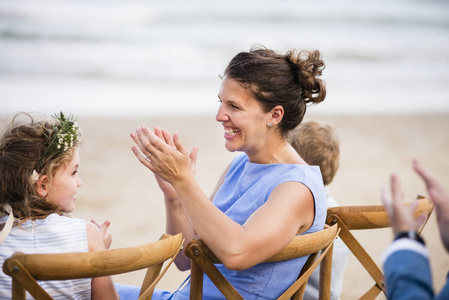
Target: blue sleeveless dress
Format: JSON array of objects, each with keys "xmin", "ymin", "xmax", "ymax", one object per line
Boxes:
[{"xmin": 118, "ymin": 153, "xmax": 326, "ymax": 299}]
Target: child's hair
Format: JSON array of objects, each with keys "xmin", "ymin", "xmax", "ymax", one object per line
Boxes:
[
  {"xmin": 0, "ymin": 112, "xmax": 82, "ymax": 223},
  {"xmin": 290, "ymin": 120, "xmax": 340, "ymax": 185}
]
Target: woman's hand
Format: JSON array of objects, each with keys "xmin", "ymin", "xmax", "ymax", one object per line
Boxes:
[
  {"xmin": 131, "ymin": 126, "xmax": 199, "ymax": 188},
  {"xmin": 153, "ymin": 127, "xmax": 199, "ymax": 201}
]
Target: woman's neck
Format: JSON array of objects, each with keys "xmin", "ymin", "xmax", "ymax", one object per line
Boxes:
[
  {"xmin": 268, "ymin": 142, "xmax": 288, "ymax": 164},
  {"xmin": 247, "ymin": 138, "xmax": 295, "ymax": 164}
]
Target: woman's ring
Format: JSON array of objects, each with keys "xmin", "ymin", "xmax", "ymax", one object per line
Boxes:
[{"xmin": 147, "ymin": 153, "xmax": 152, "ymax": 159}]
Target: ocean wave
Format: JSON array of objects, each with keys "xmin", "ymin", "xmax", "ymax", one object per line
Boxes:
[{"xmin": 1, "ymin": 0, "xmax": 448, "ymax": 115}]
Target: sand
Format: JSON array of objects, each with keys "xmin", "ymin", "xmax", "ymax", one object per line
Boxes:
[{"xmin": 4, "ymin": 113, "xmax": 448, "ymax": 299}]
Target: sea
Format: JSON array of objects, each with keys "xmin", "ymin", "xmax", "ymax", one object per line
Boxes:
[{"xmin": 1, "ymin": 0, "xmax": 449, "ymax": 118}]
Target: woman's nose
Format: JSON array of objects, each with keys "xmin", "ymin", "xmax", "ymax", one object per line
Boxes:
[{"xmin": 215, "ymin": 105, "xmax": 229, "ymax": 122}]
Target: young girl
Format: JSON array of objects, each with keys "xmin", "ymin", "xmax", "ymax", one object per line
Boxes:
[{"xmin": 0, "ymin": 112, "xmax": 118, "ymax": 300}]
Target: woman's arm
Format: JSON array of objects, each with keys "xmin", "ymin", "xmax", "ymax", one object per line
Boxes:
[
  {"xmin": 86, "ymin": 221, "xmax": 119, "ymax": 300},
  {"xmin": 132, "ymin": 126, "xmax": 314, "ymax": 270},
  {"xmin": 175, "ymin": 176, "xmax": 314, "ymax": 270},
  {"xmin": 158, "ymin": 151, "xmax": 230, "ymax": 270},
  {"xmin": 148, "ymin": 127, "xmax": 201, "ymax": 270}
]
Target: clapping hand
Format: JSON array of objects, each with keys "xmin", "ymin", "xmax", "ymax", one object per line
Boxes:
[
  {"xmin": 91, "ymin": 219, "xmax": 112, "ymax": 249},
  {"xmin": 413, "ymin": 159, "xmax": 449, "ymax": 252},
  {"xmin": 131, "ymin": 126, "xmax": 199, "ymax": 201},
  {"xmin": 382, "ymin": 173, "xmax": 427, "ymax": 235}
]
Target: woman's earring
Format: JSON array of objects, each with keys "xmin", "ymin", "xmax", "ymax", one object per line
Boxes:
[{"xmin": 267, "ymin": 122, "xmax": 273, "ymax": 127}]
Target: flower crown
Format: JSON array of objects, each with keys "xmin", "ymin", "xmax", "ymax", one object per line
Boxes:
[{"xmin": 40, "ymin": 112, "xmax": 80, "ymax": 167}]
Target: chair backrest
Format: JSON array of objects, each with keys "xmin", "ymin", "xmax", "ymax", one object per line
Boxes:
[
  {"xmin": 326, "ymin": 197, "xmax": 434, "ymax": 299},
  {"xmin": 185, "ymin": 223, "xmax": 339, "ymax": 300},
  {"xmin": 2, "ymin": 233, "xmax": 183, "ymax": 300}
]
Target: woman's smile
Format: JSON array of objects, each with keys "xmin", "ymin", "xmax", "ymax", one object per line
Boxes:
[{"xmin": 224, "ymin": 126, "xmax": 241, "ymax": 138}]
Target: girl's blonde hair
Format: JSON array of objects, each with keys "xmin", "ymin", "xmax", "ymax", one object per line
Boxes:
[{"xmin": 0, "ymin": 112, "xmax": 81, "ymax": 225}]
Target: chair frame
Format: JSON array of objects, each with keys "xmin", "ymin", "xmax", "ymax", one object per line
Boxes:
[
  {"xmin": 184, "ymin": 224, "xmax": 339, "ymax": 300},
  {"xmin": 326, "ymin": 196, "xmax": 434, "ymax": 299},
  {"xmin": 3, "ymin": 233, "xmax": 183, "ymax": 300}
]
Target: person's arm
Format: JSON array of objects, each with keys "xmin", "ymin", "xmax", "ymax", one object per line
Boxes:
[
  {"xmin": 86, "ymin": 221, "xmax": 119, "ymax": 300},
  {"xmin": 131, "ymin": 126, "xmax": 314, "ymax": 270},
  {"xmin": 382, "ymin": 240, "xmax": 434, "ymax": 300},
  {"xmin": 143, "ymin": 127, "xmax": 199, "ymax": 270},
  {"xmin": 162, "ymin": 163, "xmax": 230, "ymax": 271},
  {"xmin": 381, "ymin": 161, "xmax": 439, "ymax": 300}
]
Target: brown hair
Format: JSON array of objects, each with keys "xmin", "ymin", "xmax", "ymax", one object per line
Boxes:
[
  {"xmin": 0, "ymin": 113, "xmax": 81, "ymax": 224},
  {"xmin": 290, "ymin": 121, "xmax": 340, "ymax": 185},
  {"xmin": 224, "ymin": 45, "xmax": 326, "ymax": 136}
]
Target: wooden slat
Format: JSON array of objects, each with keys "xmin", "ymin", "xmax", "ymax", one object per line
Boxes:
[
  {"xmin": 319, "ymin": 242, "xmax": 334, "ymax": 300},
  {"xmin": 360, "ymin": 284, "xmax": 382, "ymax": 300},
  {"xmin": 139, "ymin": 263, "xmax": 163, "ymax": 298},
  {"xmin": 329, "ymin": 215, "xmax": 385, "ymax": 294},
  {"xmin": 277, "ymin": 226, "xmax": 339, "ymax": 300},
  {"xmin": 189, "ymin": 261, "xmax": 203, "ymax": 300},
  {"xmin": 186, "ymin": 244, "xmax": 243, "ymax": 300},
  {"xmin": 292, "ymin": 252, "xmax": 317, "ymax": 300},
  {"xmin": 11, "ymin": 278, "xmax": 26, "ymax": 300},
  {"xmin": 4, "ymin": 259, "xmax": 52, "ymax": 300}
]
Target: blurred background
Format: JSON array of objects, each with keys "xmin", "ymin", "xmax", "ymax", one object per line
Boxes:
[
  {"xmin": 1, "ymin": 0, "xmax": 448, "ymax": 117},
  {"xmin": 1, "ymin": 1, "xmax": 449, "ymax": 299}
]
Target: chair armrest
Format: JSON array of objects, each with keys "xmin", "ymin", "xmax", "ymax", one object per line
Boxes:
[
  {"xmin": 3, "ymin": 233, "xmax": 183, "ymax": 280},
  {"xmin": 326, "ymin": 197, "xmax": 433, "ymax": 230},
  {"xmin": 185, "ymin": 224, "xmax": 339, "ymax": 264},
  {"xmin": 265, "ymin": 224, "xmax": 338, "ymax": 262}
]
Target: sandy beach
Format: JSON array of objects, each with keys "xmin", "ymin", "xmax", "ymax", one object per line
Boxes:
[{"xmin": 3, "ymin": 113, "xmax": 447, "ymax": 299}]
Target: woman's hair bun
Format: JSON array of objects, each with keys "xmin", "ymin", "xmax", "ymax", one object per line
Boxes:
[{"xmin": 285, "ymin": 50, "xmax": 326, "ymax": 105}]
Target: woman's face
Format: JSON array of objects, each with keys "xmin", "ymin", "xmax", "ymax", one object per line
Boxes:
[{"xmin": 216, "ymin": 77, "xmax": 271, "ymax": 158}]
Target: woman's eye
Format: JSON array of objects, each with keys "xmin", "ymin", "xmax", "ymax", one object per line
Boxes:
[{"xmin": 231, "ymin": 104, "xmax": 239, "ymax": 109}]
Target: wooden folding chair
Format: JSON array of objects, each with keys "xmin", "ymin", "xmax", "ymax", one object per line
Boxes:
[
  {"xmin": 3, "ymin": 233, "xmax": 183, "ymax": 300},
  {"xmin": 326, "ymin": 196, "xmax": 434, "ymax": 299},
  {"xmin": 184, "ymin": 223, "xmax": 339, "ymax": 300}
]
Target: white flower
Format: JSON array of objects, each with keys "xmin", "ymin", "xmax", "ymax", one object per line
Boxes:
[{"xmin": 30, "ymin": 170, "xmax": 40, "ymax": 182}]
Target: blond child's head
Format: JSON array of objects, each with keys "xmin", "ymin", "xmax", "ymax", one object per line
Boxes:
[
  {"xmin": 290, "ymin": 120, "xmax": 340, "ymax": 186},
  {"xmin": 0, "ymin": 112, "xmax": 82, "ymax": 222}
]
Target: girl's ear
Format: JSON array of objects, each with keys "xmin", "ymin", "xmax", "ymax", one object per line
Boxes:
[{"xmin": 36, "ymin": 175, "xmax": 49, "ymax": 197}]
